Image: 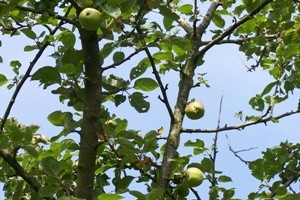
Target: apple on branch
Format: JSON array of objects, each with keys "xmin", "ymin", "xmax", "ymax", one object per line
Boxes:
[
  {"xmin": 184, "ymin": 167, "xmax": 204, "ymax": 187},
  {"xmin": 79, "ymin": 8, "xmax": 102, "ymax": 31},
  {"xmin": 185, "ymin": 99, "xmax": 205, "ymax": 120}
]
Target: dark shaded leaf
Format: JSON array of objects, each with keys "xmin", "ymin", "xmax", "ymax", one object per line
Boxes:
[
  {"xmin": 129, "ymin": 92, "xmax": 150, "ymax": 113},
  {"xmin": 31, "ymin": 66, "xmax": 61, "ymax": 88}
]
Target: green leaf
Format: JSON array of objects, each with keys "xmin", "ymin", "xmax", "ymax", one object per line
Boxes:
[
  {"xmin": 113, "ymin": 51, "xmax": 125, "ymax": 63},
  {"xmin": 184, "ymin": 139, "xmax": 204, "ymax": 147},
  {"xmin": 40, "ymin": 157, "xmax": 60, "ymax": 176},
  {"xmin": 178, "ymin": 4, "xmax": 193, "ymax": 14},
  {"xmin": 201, "ymin": 157, "xmax": 214, "ymax": 173},
  {"xmin": 218, "ymin": 175, "xmax": 232, "ymax": 182},
  {"xmin": 97, "ymin": 194, "xmax": 124, "ymax": 200},
  {"xmin": 223, "ymin": 188, "xmax": 235, "ymax": 199},
  {"xmin": 120, "ymin": 0, "xmax": 136, "ymax": 12},
  {"xmin": 24, "ymin": 45, "xmax": 38, "ymax": 52},
  {"xmin": 129, "ymin": 190, "xmax": 146, "ymax": 200},
  {"xmin": 134, "ymin": 78, "xmax": 159, "ymax": 92},
  {"xmin": 48, "ymin": 111, "xmax": 66, "ymax": 126},
  {"xmin": 20, "ymin": 28, "xmax": 37, "ymax": 40},
  {"xmin": 261, "ymin": 81, "xmax": 278, "ymax": 96},
  {"xmin": 31, "ymin": 66, "xmax": 61, "ymax": 88},
  {"xmin": 38, "ymin": 186, "xmax": 58, "ymax": 197},
  {"xmin": 57, "ymin": 31, "xmax": 76, "ymax": 50},
  {"xmin": 143, "ymin": 130, "xmax": 158, "ymax": 152},
  {"xmin": 0, "ymin": 74, "xmax": 8, "ymax": 86},
  {"xmin": 129, "ymin": 92, "xmax": 150, "ymax": 113},
  {"xmin": 184, "ymin": 139, "xmax": 207, "ymax": 155},
  {"xmin": 102, "ymin": 75, "xmax": 129, "ymax": 91},
  {"xmin": 159, "ymin": 7, "xmax": 179, "ymax": 20},
  {"xmin": 280, "ymin": 194, "xmax": 300, "ymax": 200},
  {"xmin": 22, "ymin": 144, "xmax": 39, "ymax": 158},
  {"xmin": 115, "ymin": 176, "xmax": 135, "ymax": 193},
  {"xmin": 212, "ymin": 13, "xmax": 225, "ymax": 28},
  {"xmin": 130, "ymin": 63, "xmax": 148, "ymax": 80},
  {"xmin": 47, "ymin": 111, "xmax": 76, "ymax": 131},
  {"xmin": 146, "ymin": 188, "xmax": 164, "ymax": 200},
  {"xmin": 153, "ymin": 52, "xmax": 173, "ymax": 60},
  {"xmin": 103, "ymin": 4, "xmax": 121, "ymax": 18},
  {"xmin": 249, "ymin": 94, "xmax": 265, "ymax": 111},
  {"xmin": 163, "ymin": 17, "xmax": 174, "ymax": 31},
  {"xmin": 114, "ymin": 94, "xmax": 126, "ymax": 107},
  {"xmin": 235, "ymin": 19, "xmax": 256, "ymax": 34}
]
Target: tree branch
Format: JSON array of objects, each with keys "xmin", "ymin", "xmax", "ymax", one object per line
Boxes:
[
  {"xmin": 16, "ymin": 5, "xmax": 78, "ymax": 27},
  {"xmin": 102, "ymin": 47, "xmax": 146, "ymax": 71},
  {"xmin": 0, "ymin": 150, "xmax": 54, "ymax": 200},
  {"xmin": 181, "ymin": 109, "xmax": 300, "ymax": 134},
  {"xmin": 137, "ymin": 32, "xmax": 174, "ymax": 122},
  {"xmin": 198, "ymin": 0, "xmax": 274, "ymax": 56},
  {"xmin": 0, "ymin": 7, "xmax": 69, "ymax": 132},
  {"xmin": 197, "ymin": 0, "xmax": 221, "ymax": 39},
  {"xmin": 211, "ymin": 92, "xmax": 224, "ymax": 186}
]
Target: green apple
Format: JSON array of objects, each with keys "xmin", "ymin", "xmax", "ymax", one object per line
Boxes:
[
  {"xmin": 185, "ymin": 100, "xmax": 205, "ymax": 120},
  {"xmin": 79, "ymin": 8, "xmax": 102, "ymax": 31},
  {"xmin": 184, "ymin": 167, "xmax": 204, "ymax": 187}
]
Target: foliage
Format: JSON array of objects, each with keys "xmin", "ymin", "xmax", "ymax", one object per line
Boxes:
[{"xmin": 1, "ymin": 0, "xmax": 300, "ymax": 199}]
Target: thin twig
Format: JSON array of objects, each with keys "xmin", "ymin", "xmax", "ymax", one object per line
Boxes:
[
  {"xmin": 226, "ymin": 134, "xmax": 254, "ymax": 165},
  {"xmin": 181, "ymin": 109, "xmax": 300, "ymax": 134},
  {"xmin": 190, "ymin": 187, "xmax": 202, "ymax": 200},
  {"xmin": 136, "ymin": 28, "xmax": 174, "ymax": 122},
  {"xmin": 102, "ymin": 47, "xmax": 146, "ymax": 71},
  {"xmin": 211, "ymin": 91, "xmax": 224, "ymax": 186}
]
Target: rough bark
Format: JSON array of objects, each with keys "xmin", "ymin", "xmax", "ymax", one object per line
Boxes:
[{"xmin": 75, "ymin": 29, "xmax": 102, "ymax": 199}]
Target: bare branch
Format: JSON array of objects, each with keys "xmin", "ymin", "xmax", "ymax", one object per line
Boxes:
[
  {"xmin": 227, "ymin": 135, "xmax": 255, "ymax": 165},
  {"xmin": 177, "ymin": 17, "xmax": 193, "ymax": 35},
  {"xmin": 211, "ymin": 92, "xmax": 224, "ymax": 186},
  {"xmin": 181, "ymin": 109, "xmax": 300, "ymax": 134}
]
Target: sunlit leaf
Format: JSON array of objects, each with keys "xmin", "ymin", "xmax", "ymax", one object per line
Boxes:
[
  {"xmin": 97, "ymin": 194, "xmax": 124, "ymax": 200},
  {"xmin": 178, "ymin": 4, "xmax": 193, "ymax": 15},
  {"xmin": 134, "ymin": 78, "xmax": 159, "ymax": 92}
]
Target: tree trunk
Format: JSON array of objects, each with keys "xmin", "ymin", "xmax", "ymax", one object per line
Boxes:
[{"xmin": 75, "ymin": 29, "xmax": 102, "ymax": 200}]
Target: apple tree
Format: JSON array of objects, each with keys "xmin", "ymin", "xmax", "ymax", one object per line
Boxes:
[{"xmin": 1, "ymin": 0, "xmax": 300, "ymax": 199}]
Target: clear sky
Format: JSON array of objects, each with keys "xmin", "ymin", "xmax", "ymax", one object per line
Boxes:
[{"xmin": 1, "ymin": 3, "xmax": 300, "ymax": 199}]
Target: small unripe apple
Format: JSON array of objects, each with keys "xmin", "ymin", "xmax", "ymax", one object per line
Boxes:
[
  {"xmin": 79, "ymin": 8, "xmax": 102, "ymax": 31},
  {"xmin": 184, "ymin": 167, "xmax": 204, "ymax": 187},
  {"xmin": 185, "ymin": 100, "xmax": 205, "ymax": 120}
]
